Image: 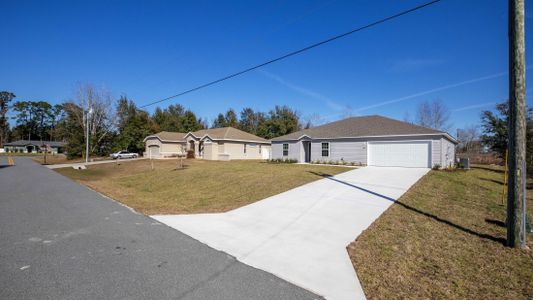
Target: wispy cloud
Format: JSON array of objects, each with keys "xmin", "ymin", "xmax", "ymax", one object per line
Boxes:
[
  {"xmin": 259, "ymin": 69, "xmax": 348, "ymax": 112},
  {"xmin": 453, "ymin": 102, "xmax": 497, "ymax": 112},
  {"xmin": 389, "ymin": 58, "xmax": 445, "ymax": 72},
  {"xmin": 356, "ymin": 66, "xmax": 533, "ymax": 113},
  {"xmin": 354, "ymin": 67, "xmax": 533, "ymax": 113}
]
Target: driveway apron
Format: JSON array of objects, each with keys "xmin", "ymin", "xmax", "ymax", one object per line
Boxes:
[{"xmin": 154, "ymin": 166, "xmax": 430, "ymax": 300}]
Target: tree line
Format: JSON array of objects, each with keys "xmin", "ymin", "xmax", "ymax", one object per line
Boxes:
[
  {"xmin": 0, "ymin": 84, "xmax": 302, "ymax": 158},
  {"xmin": 3, "ymin": 86, "xmax": 531, "ymax": 165}
]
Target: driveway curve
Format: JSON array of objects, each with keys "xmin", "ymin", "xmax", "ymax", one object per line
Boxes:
[{"xmin": 154, "ymin": 166, "xmax": 430, "ymax": 300}]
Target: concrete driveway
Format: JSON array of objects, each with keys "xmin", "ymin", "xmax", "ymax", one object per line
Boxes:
[
  {"xmin": 154, "ymin": 166, "xmax": 430, "ymax": 300},
  {"xmin": 0, "ymin": 157, "xmax": 319, "ymax": 299}
]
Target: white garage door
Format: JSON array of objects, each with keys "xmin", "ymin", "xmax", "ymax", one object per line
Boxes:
[
  {"xmin": 368, "ymin": 141, "xmax": 430, "ymax": 168},
  {"xmin": 148, "ymin": 145, "xmax": 160, "ymax": 158}
]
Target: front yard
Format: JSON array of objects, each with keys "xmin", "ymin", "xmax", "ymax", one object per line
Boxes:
[
  {"xmin": 349, "ymin": 166, "xmax": 533, "ymax": 299},
  {"xmin": 56, "ymin": 159, "xmax": 349, "ymax": 215}
]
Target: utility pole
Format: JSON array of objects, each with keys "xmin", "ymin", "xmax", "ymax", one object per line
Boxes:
[
  {"xmin": 85, "ymin": 107, "xmax": 93, "ymax": 163},
  {"xmin": 507, "ymin": 0, "xmax": 527, "ymax": 248}
]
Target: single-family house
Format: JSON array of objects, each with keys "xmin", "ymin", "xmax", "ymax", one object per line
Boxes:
[
  {"xmin": 271, "ymin": 115, "xmax": 457, "ymax": 168},
  {"xmin": 3, "ymin": 140, "xmax": 66, "ymax": 154},
  {"xmin": 143, "ymin": 127, "xmax": 271, "ymax": 160}
]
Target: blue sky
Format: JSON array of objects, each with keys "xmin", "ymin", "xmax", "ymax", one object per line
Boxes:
[{"xmin": 2, "ymin": 0, "xmax": 531, "ymax": 134}]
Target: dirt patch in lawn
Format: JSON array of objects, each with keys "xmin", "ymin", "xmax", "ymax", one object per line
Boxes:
[
  {"xmin": 348, "ymin": 166, "xmax": 533, "ymax": 299},
  {"xmin": 56, "ymin": 159, "xmax": 349, "ymax": 215}
]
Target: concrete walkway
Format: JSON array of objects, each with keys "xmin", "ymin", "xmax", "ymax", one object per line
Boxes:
[
  {"xmin": 154, "ymin": 167, "xmax": 430, "ymax": 300},
  {"xmin": 45, "ymin": 157, "xmax": 146, "ymax": 169}
]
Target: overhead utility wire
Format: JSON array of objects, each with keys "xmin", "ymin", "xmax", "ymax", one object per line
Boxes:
[{"xmin": 140, "ymin": 0, "xmax": 441, "ymax": 108}]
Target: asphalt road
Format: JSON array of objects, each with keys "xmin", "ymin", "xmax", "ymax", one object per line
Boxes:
[{"xmin": 0, "ymin": 157, "xmax": 320, "ymax": 300}]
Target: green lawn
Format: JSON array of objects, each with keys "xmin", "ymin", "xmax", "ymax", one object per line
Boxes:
[
  {"xmin": 348, "ymin": 166, "xmax": 533, "ymax": 299},
  {"xmin": 56, "ymin": 159, "xmax": 349, "ymax": 215}
]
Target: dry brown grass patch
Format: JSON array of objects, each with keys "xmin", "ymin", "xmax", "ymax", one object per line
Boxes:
[{"xmin": 56, "ymin": 159, "xmax": 348, "ymax": 215}]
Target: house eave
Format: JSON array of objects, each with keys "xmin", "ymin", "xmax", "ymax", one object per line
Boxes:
[{"xmin": 272, "ymin": 133, "xmax": 458, "ymax": 144}]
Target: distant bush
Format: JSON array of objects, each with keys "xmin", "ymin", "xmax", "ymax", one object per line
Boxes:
[
  {"xmin": 309, "ymin": 159, "xmax": 360, "ymax": 166},
  {"xmin": 432, "ymin": 164, "xmax": 441, "ymax": 170},
  {"xmin": 268, "ymin": 158, "xmax": 297, "ymax": 164}
]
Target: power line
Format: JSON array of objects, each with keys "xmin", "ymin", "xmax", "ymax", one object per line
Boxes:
[{"xmin": 139, "ymin": 0, "xmax": 441, "ymax": 108}]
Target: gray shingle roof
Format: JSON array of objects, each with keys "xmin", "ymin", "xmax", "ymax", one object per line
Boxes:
[
  {"xmin": 147, "ymin": 131, "xmax": 188, "ymax": 142},
  {"xmin": 145, "ymin": 127, "xmax": 269, "ymax": 143},
  {"xmin": 192, "ymin": 127, "xmax": 269, "ymax": 143},
  {"xmin": 271, "ymin": 115, "xmax": 454, "ymax": 142},
  {"xmin": 3, "ymin": 140, "xmax": 66, "ymax": 147}
]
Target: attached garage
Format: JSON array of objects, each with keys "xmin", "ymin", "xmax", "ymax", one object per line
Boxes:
[
  {"xmin": 148, "ymin": 145, "xmax": 160, "ymax": 158},
  {"xmin": 270, "ymin": 115, "xmax": 458, "ymax": 168},
  {"xmin": 367, "ymin": 141, "xmax": 431, "ymax": 168},
  {"xmin": 143, "ymin": 132, "xmax": 187, "ymax": 158}
]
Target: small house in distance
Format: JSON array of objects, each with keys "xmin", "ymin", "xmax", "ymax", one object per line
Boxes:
[
  {"xmin": 143, "ymin": 127, "xmax": 271, "ymax": 160},
  {"xmin": 271, "ymin": 115, "xmax": 457, "ymax": 168},
  {"xmin": 3, "ymin": 140, "xmax": 66, "ymax": 154}
]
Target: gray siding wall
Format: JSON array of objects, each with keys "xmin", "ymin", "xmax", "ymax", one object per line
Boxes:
[
  {"xmin": 272, "ymin": 135, "xmax": 455, "ymax": 167},
  {"xmin": 440, "ymin": 138, "xmax": 456, "ymax": 167},
  {"xmin": 272, "ymin": 141, "xmax": 300, "ymax": 160},
  {"xmin": 310, "ymin": 140, "xmax": 366, "ymax": 164},
  {"xmin": 432, "ymin": 139, "xmax": 441, "ymax": 167}
]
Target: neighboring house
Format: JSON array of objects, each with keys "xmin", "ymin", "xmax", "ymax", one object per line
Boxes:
[
  {"xmin": 144, "ymin": 131, "xmax": 188, "ymax": 158},
  {"xmin": 143, "ymin": 127, "xmax": 271, "ymax": 160},
  {"xmin": 3, "ymin": 140, "xmax": 66, "ymax": 154},
  {"xmin": 271, "ymin": 115, "xmax": 458, "ymax": 168}
]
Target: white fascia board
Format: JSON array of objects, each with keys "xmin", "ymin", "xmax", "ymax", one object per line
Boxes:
[
  {"xmin": 208, "ymin": 138, "xmax": 271, "ymax": 144},
  {"xmin": 143, "ymin": 136, "xmax": 186, "ymax": 143},
  {"xmin": 273, "ymin": 133, "xmax": 458, "ymax": 144}
]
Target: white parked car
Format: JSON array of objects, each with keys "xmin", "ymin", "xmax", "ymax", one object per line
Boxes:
[{"xmin": 110, "ymin": 150, "xmax": 139, "ymax": 159}]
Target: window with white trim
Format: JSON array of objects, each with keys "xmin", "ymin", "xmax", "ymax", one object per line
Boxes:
[
  {"xmin": 321, "ymin": 143, "xmax": 329, "ymax": 157},
  {"xmin": 282, "ymin": 144, "xmax": 289, "ymax": 156}
]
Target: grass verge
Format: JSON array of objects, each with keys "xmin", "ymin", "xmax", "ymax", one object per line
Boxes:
[
  {"xmin": 56, "ymin": 159, "xmax": 349, "ymax": 215},
  {"xmin": 348, "ymin": 166, "xmax": 533, "ymax": 299}
]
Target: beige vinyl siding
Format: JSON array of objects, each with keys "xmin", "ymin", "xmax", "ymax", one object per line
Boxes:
[
  {"xmin": 222, "ymin": 142, "xmax": 247, "ymax": 159},
  {"xmin": 207, "ymin": 141, "xmax": 270, "ymax": 160},
  {"xmin": 144, "ymin": 137, "xmax": 185, "ymax": 158},
  {"xmin": 161, "ymin": 142, "xmax": 184, "ymax": 155},
  {"xmin": 203, "ymin": 142, "xmax": 218, "ymax": 160}
]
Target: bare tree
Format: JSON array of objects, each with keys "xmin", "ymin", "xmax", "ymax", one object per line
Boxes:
[
  {"xmin": 302, "ymin": 113, "xmax": 324, "ymax": 129},
  {"xmin": 341, "ymin": 105, "xmax": 353, "ymax": 119},
  {"xmin": 403, "ymin": 111, "xmax": 413, "ymax": 124},
  {"xmin": 66, "ymin": 83, "xmax": 116, "ymax": 155},
  {"xmin": 457, "ymin": 125, "xmax": 480, "ymax": 153},
  {"xmin": 416, "ymin": 99, "xmax": 451, "ymax": 131}
]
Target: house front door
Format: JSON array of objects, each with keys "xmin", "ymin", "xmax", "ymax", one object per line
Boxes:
[{"xmin": 303, "ymin": 141, "xmax": 311, "ymax": 163}]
